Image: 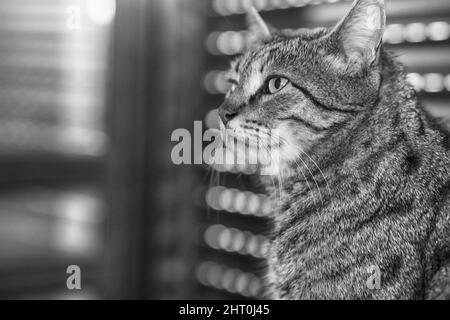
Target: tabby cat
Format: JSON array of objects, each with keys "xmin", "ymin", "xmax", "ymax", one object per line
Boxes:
[{"xmin": 217, "ymin": 0, "xmax": 450, "ymax": 299}]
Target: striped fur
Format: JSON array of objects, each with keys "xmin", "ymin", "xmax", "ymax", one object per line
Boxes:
[{"xmin": 218, "ymin": 0, "xmax": 450, "ymax": 299}]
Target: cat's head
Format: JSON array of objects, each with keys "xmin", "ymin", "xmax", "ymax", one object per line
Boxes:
[{"xmin": 218, "ymin": 0, "xmax": 386, "ymax": 174}]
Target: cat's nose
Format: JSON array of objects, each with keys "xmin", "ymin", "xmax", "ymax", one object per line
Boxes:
[{"xmin": 218, "ymin": 107, "xmax": 238, "ymax": 126}]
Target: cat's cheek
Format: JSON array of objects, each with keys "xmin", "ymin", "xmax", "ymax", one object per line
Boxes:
[{"xmin": 273, "ymin": 122, "xmax": 302, "ymax": 158}]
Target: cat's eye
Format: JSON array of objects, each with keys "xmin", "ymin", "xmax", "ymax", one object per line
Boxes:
[
  {"xmin": 225, "ymin": 79, "xmax": 238, "ymax": 98},
  {"xmin": 225, "ymin": 83, "xmax": 236, "ymax": 98},
  {"xmin": 266, "ymin": 77, "xmax": 289, "ymax": 94}
]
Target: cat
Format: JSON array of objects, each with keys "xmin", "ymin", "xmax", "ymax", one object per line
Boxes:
[{"xmin": 217, "ymin": 0, "xmax": 450, "ymax": 299}]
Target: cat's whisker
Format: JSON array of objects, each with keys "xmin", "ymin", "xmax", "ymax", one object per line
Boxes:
[
  {"xmin": 296, "ymin": 147, "xmax": 333, "ymax": 199},
  {"xmin": 290, "ymin": 156, "xmax": 319, "ymax": 206},
  {"xmin": 264, "ymin": 136, "xmax": 319, "ymax": 209},
  {"xmin": 206, "ymin": 164, "xmax": 221, "ymax": 218},
  {"xmin": 260, "ymin": 143, "xmax": 283, "ymax": 215},
  {"xmin": 278, "ymin": 133, "xmax": 329, "ymax": 203},
  {"xmin": 270, "ymin": 131, "xmax": 323, "ymax": 205}
]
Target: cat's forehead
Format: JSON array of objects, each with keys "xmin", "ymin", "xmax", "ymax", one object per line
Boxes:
[
  {"xmin": 226, "ymin": 27, "xmax": 328, "ymax": 80},
  {"xmin": 225, "ymin": 54, "xmax": 263, "ymax": 96},
  {"xmin": 226, "ymin": 40, "xmax": 286, "ymax": 80}
]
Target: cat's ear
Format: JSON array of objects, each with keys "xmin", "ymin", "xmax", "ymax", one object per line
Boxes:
[
  {"xmin": 246, "ymin": 7, "xmax": 271, "ymax": 42},
  {"xmin": 330, "ymin": 0, "xmax": 386, "ymax": 69}
]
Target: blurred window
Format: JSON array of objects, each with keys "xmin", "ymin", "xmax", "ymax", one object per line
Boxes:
[{"xmin": 0, "ymin": 0, "xmax": 114, "ymax": 299}]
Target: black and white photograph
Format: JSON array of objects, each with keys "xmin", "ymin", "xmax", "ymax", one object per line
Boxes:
[{"xmin": 0, "ymin": 0, "xmax": 449, "ymax": 304}]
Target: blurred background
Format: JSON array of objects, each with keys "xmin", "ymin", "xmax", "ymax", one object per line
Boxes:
[{"xmin": 0, "ymin": 0, "xmax": 449, "ymax": 299}]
